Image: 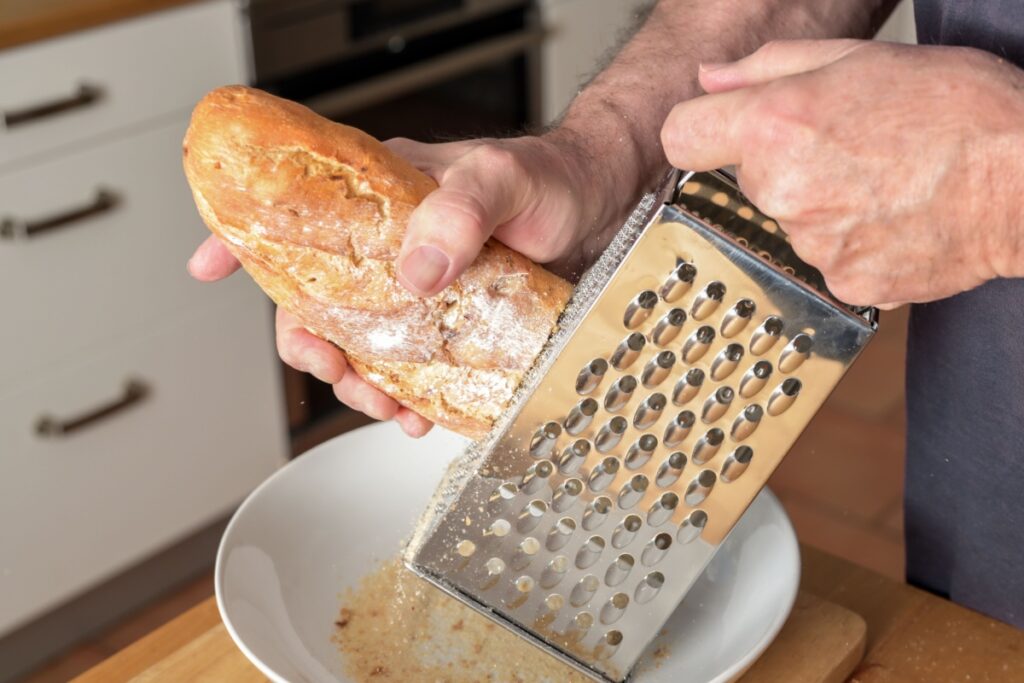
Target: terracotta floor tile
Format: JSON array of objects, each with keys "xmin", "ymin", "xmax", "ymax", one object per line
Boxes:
[
  {"xmin": 95, "ymin": 572, "xmax": 215, "ymax": 653},
  {"xmin": 16, "ymin": 644, "xmax": 109, "ymax": 683},
  {"xmin": 769, "ymin": 406, "xmax": 906, "ymax": 524},
  {"xmin": 778, "ymin": 493, "xmax": 905, "ymax": 581}
]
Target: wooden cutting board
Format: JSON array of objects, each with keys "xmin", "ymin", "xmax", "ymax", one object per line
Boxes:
[
  {"xmin": 739, "ymin": 591, "xmax": 867, "ymax": 683},
  {"xmin": 76, "ymin": 589, "xmax": 864, "ymax": 682}
]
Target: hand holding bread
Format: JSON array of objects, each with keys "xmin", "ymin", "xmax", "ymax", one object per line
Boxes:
[{"xmin": 183, "ymin": 86, "xmax": 581, "ymax": 438}]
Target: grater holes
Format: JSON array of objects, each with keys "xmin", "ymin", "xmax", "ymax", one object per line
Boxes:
[
  {"xmin": 595, "ymin": 630, "xmax": 624, "ymax": 660},
  {"xmin": 663, "ymin": 410, "xmax": 695, "ymax": 447},
  {"xmin": 568, "ymin": 611, "xmax": 595, "ymax": 641},
  {"xmin": 582, "ymin": 496, "xmax": 613, "ymax": 530},
  {"xmin": 682, "ymin": 325, "xmax": 716, "ymax": 363},
  {"xmin": 692, "ymin": 428, "xmax": 724, "ymax": 464},
  {"xmin": 611, "ymin": 332, "xmax": 646, "ymax": 371},
  {"xmin": 604, "ymin": 375, "xmax": 638, "ymax": 412},
  {"xmin": 506, "ymin": 575, "xmax": 535, "ymax": 608},
  {"xmin": 721, "ymin": 299, "xmax": 756, "ymax": 338},
  {"xmin": 767, "ymin": 378, "xmax": 802, "ymax": 415},
  {"xmin": 624, "ymin": 434, "xmax": 658, "ymax": 469},
  {"xmin": 510, "ymin": 537, "xmax": 541, "ymax": 571},
  {"xmin": 647, "ymin": 492, "xmax": 680, "ymax": 526},
  {"xmin": 535, "ymin": 592, "xmax": 564, "ymax": 628},
  {"xmin": 672, "ymin": 368, "xmax": 705, "ymax": 406},
  {"xmin": 710, "ymin": 343, "xmax": 744, "ymax": 381},
  {"xmin": 546, "ymin": 517, "xmax": 577, "ymax": 551},
  {"xmin": 455, "ymin": 540, "xmax": 476, "ymax": 558},
  {"xmin": 488, "ymin": 482, "xmax": 518, "ymax": 508},
  {"xmin": 564, "ymin": 398, "xmax": 599, "ymax": 436},
  {"xmin": 552, "ymin": 478, "xmax": 584, "ymax": 512},
  {"xmin": 678, "ymin": 509, "xmax": 709, "ymax": 544},
  {"xmin": 481, "ymin": 557, "xmax": 506, "ymax": 590},
  {"xmin": 594, "ymin": 416, "xmax": 628, "ymax": 453},
  {"xmin": 739, "ymin": 360, "xmax": 773, "ymax": 398},
  {"xmin": 641, "ymin": 351, "xmax": 676, "ymax": 389},
  {"xmin": 633, "ymin": 393, "xmax": 667, "ymax": 429},
  {"xmin": 529, "ymin": 422, "xmax": 561, "ymax": 458},
  {"xmin": 575, "ymin": 535, "xmax": 607, "ymax": 569},
  {"xmin": 587, "ymin": 457, "xmax": 620, "ymax": 493},
  {"xmin": 540, "ymin": 556, "xmax": 570, "ymax": 589},
  {"xmin": 487, "ymin": 519, "xmax": 512, "ymax": 538},
  {"xmin": 684, "ymin": 470, "xmax": 717, "ymax": 506},
  {"xmin": 721, "ymin": 446, "xmax": 754, "ymax": 482},
  {"xmin": 691, "ymin": 281, "xmax": 726, "ymax": 320},
  {"xmin": 623, "ymin": 290, "xmax": 658, "ymax": 329},
  {"xmin": 779, "ymin": 334, "xmax": 813, "ymax": 373},
  {"xmin": 641, "ymin": 533, "xmax": 673, "ymax": 566},
  {"xmin": 600, "ymin": 593, "xmax": 630, "ymax": 625},
  {"xmin": 618, "ymin": 474, "xmax": 649, "ymax": 509},
  {"xmin": 570, "ymin": 575, "xmax": 601, "ymax": 607},
  {"xmin": 611, "ymin": 514, "xmax": 643, "ymax": 549},
  {"xmin": 635, "ymin": 571, "xmax": 665, "ymax": 603},
  {"xmin": 575, "ymin": 358, "xmax": 609, "ymax": 395},
  {"xmin": 521, "ymin": 461, "xmax": 554, "ymax": 495},
  {"xmin": 750, "ymin": 316, "xmax": 784, "ymax": 355},
  {"xmin": 516, "ymin": 500, "xmax": 548, "ymax": 533},
  {"xmin": 701, "ymin": 386, "xmax": 735, "ymax": 423},
  {"xmin": 731, "ymin": 404, "xmax": 764, "ymax": 441},
  {"xmin": 655, "ymin": 451, "xmax": 688, "ymax": 487},
  {"xmin": 659, "ymin": 262, "xmax": 696, "ymax": 302},
  {"xmin": 651, "ymin": 308, "xmax": 687, "ymax": 347},
  {"xmin": 558, "ymin": 439, "xmax": 591, "ymax": 475},
  {"xmin": 605, "ymin": 553, "xmax": 635, "ymax": 586}
]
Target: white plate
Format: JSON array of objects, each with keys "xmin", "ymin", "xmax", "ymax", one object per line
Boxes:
[{"xmin": 216, "ymin": 421, "xmax": 799, "ymax": 683}]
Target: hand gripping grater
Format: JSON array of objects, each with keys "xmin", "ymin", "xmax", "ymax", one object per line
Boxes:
[{"xmin": 404, "ymin": 169, "xmax": 878, "ymax": 682}]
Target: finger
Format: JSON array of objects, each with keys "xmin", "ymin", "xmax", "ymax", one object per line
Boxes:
[
  {"xmin": 275, "ymin": 308, "xmax": 347, "ymax": 384},
  {"xmin": 394, "ymin": 407, "xmax": 434, "ymax": 438},
  {"xmin": 700, "ymin": 39, "xmax": 866, "ymax": 93},
  {"xmin": 661, "ymin": 89, "xmax": 752, "ymax": 172},
  {"xmin": 333, "ymin": 372, "xmax": 400, "ymax": 421},
  {"xmin": 396, "ymin": 146, "xmax": 528, "ymax": 296},
  {"xmin": 876, "ymin": 302, "xmax": 904, "ymax": 311},
  {"xmin": 187, "ymin": 235, "xmax": 241, "ymax": 281}
]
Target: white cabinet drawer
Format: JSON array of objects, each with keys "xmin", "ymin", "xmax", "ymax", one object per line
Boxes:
[
  {"xmin": 0, "ymin": 117, "xmax": 227, "ymax": 389},
  {"xmin": 0, "ymin": 0, "xmax": 245, "ymax": 168},
  {"xmin": 0, "ymin": 295, "xmax": 286, "ymax": 636}
]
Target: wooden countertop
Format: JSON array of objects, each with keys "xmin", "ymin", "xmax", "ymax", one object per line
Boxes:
[
  {"xmin": 0, "ymin": 0, "xmax": 202, "ymax": 51},
  {"xmin": 75, "ymin": 545, "xmax": 1024, "ymax": 682}
]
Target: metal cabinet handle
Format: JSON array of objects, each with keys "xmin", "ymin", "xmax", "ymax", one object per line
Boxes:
[
  {"xmin": 1, "ymin": 188, "xmax": 121, "ymax": 241},
  {"xmin": 3, "ymin": 82, "xmax": 105, "ymax": 129},
  {"xmin": 36, "ymin": 379, "xmax": 150, "ymax": 437}
]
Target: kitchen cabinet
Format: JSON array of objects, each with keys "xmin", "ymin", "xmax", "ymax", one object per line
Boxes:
[{"xmin": 0, "ymin": 0, "xmax": 287, "ymax": 642}]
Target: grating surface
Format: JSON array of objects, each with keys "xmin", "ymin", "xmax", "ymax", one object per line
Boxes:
[{"xmin": 407, "ymin": 170, "xmax": 877, "ymax": 682}]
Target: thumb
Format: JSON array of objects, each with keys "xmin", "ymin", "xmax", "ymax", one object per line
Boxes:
[
  {"xmin": 700, "ymin": 39, "xmax": 867, "ymax": 93},
  {"xmin": 397, "ymin": 146, "xmax": 527, "ymax": 296}
]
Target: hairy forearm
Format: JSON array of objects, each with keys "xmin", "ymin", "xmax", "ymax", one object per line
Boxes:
[{"xmin": 551, "ymin": 0, "xmax": 898, "ymax": 231}]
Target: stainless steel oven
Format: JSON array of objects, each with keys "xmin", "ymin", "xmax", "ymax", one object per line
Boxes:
[{"xmin": 241, "ymin": 0, "xmax": 543, "ymax": 450}]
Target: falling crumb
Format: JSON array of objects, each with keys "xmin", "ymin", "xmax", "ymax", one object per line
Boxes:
[{"xmin": 333, "ymin": 558, "xmax": 592, "ymax": 682}]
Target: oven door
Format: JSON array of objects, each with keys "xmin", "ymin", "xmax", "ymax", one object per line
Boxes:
[{"xmin": 256, "ymin": 3, "xmax": 543, "ymax": 141}]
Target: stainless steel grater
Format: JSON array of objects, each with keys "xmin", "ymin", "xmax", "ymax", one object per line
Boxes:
[{"xmin": 404, "ymin": 168, "xmax": 878, "ymax": 682}]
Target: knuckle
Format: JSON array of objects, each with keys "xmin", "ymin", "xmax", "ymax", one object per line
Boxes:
[{"xmin": 466, "ymin": 144, "xmax": 521, "ymax": 177}]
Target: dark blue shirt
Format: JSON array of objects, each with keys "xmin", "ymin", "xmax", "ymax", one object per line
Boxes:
[{"xmin": 905, "ymin": 0, "xmax": 1024, "ymax": 627}]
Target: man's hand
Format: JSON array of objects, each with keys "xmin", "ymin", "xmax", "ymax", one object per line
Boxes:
[
  {"xmin": 662, "ymin": 39, "xmax": 1024, "ymax": 307},
  {"xmin": 188, "ymin": 133, "xmax": 603, "ymax": 437}
]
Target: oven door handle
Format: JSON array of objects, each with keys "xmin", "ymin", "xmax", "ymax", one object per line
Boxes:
[{"xmin": 304, "ymin": 28, "xmax": 544, "ymax": 120}]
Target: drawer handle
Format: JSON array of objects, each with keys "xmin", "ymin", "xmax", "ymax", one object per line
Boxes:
[
  {"xmin": 3, "ymin": 82, "xmax": 105, "ymax": 129},
  {"xmin": 1, "ymin": 188, "xmax": 121, "ymax": 241},
  {"xmin": 36, "ymin": 379, "xmax": 150, "ymax": 437}
]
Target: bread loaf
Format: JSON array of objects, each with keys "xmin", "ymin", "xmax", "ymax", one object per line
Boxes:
[{"xmin": 182, "ymin": 86, "xmax": 572, "ymax": 438}]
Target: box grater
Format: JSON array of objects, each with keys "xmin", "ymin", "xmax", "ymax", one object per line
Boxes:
[{"xmin": 404, "ymin": 168, "xmax": 878, "ymax": 682}]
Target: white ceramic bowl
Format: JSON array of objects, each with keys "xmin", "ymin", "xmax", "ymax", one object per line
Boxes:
[{"xmin": 217, "ymin": 422, "xmax": 799, "ymax": 683}]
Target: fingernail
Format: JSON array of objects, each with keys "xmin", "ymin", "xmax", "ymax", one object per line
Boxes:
[
  {"xmin": 400, "ymin": 245, "xmax": 450, "ymax": 294},
  {"xmin": 700, "ymin": 61, "xmax": 727, "ymax": 72}
]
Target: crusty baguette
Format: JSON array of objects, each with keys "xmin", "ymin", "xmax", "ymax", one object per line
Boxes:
[{"xmin": 182, "ymin": 86, "xmax": 572, "ymax": 438}]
